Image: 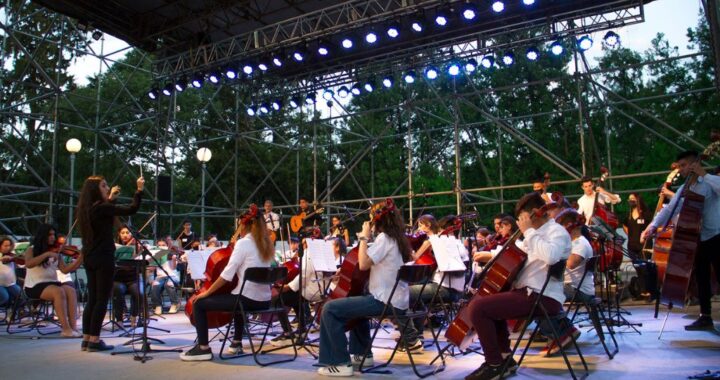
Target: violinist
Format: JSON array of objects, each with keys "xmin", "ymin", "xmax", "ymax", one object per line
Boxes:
[
  {"xmin": 0, "ymin": 236, "xmax": 21, "ymax": 310},
  {"xmin": 642, "ymin": 150, "xmax": 720, "ymax": 331},
  {"xmin": 150, "ymin": 239, "xmax": 180, "ymax": 315},
  {"xmin": 77, "ymin": 175, "xmax": 143, "ymax": 352},
  {"xmin": 467, "ymin": 228, "xmax": 491, "ymax": 256},
  {"xmin": 316, "ymin": 201, "xmax": 419, "ymax": 377},
  {"xmin": 576, "ymin": 176, "xmax": 621, "ymax": 226},
  {"xmin": 463, "ymin": 192, "xmax": 571, "ymax": 380},
  {"xmin": 206, "ymin": 234, "xmax": 220, "ymax": 248},
  {"xmin": 532, "ymin": 174, "xmax": 552, "ymax": 204},
  {"xmin": 112, "ymin": 224, "xmax": 141, "ymax": 328},
  {"xmin": 177, "ymin": 220, "xmax": 199, "ymax": 250},
  {"xmin": 180, "ymin": 205, "xmax": 275, "ymax": 361},
  {"xmin": 328, "ymin": 216, "xmax": 351, "ymax": 246},
  {"xmin": 24, "ymin": 224, "xmax": 83, "ymax": 338},
  {"xmin": 54, "ymin": 234, "xmax": 76, "ymax": 289},
  {"xmin": 472, "ymin": 216, "xmax": 516, "ymax": 265}
]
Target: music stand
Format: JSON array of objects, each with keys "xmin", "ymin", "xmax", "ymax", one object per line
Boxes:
[{"xmin": 102, "ymin": 245, "xmax": 134, "ymax": 335}]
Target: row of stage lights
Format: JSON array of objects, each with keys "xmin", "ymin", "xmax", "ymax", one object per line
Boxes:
[{"xmin": 148, "ymin": 0, "xmax": 622, "ymax": 100}]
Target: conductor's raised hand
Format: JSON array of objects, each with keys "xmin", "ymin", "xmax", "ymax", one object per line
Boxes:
[{"xmin": 137, "ymin": 176, "xmax": 145, "ymax": 192}]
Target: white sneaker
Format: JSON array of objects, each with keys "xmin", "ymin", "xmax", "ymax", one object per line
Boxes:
[
  {"xmin": 179, "ymin": 345, "xmax": 213, "ymax": 361},
  {"xmin": 168, "ymin": 304, "xmax": 178, "ymax": 314},
  {"xmin": 226, "ymin": 341, "xmax": 243, "ymax": 355},
  {"xmin": 154, "ymin": 306, "xmax": 163, "ymax": 315},
  {"xmin": 351, "ymin": 354, "xmax": 373, "ymax": 367},
  {"xmin": 318, "ymin": 365, "xmax": 353, "ymax": 377}
]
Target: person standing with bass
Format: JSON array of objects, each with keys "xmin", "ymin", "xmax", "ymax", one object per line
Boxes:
[{"xmin": 77, "ymin": 175, "xmax": 144, "ymax": 352}]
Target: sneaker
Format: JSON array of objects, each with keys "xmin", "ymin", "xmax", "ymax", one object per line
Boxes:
[
  {"xmin": 179, "ymin": 345, "xmax": 213, "ymax": 361},
  {"xmin": 269, "ymin": 333, "xmax": 293, "ymax": 347},
  {"xmin": 542, "ymin": 327, "xmax": 581, "ymax": 357},
  {"xmin": 317, "ymin": 364, "xmax": 354, "ymax": 377},
  {"xmin": 465, "ymin": 362, "xmax": 504, "ymax": 380},
  {"xmin": 168, "ymin": 304, "xmax": 178, "ymax": 314},
  {"xmin": 87, "ymin": 340, "xmax": 114, "ymax": 352},
  {"xmin": 81, "ymin": 341, "xmax": 89, "ymax": 351},
  {"xmin": 154, "ymin": 306, "xmax": 163, "ymax": 315},
  {"xmin": 398, "ymin": 339, "xmax": 424, "ymax": 353},
  {"xmin": 351, "ymin": 354, "xmax": 373, "ymax": 368},
  {"xmin": 684, "ymin": 316, "xmax": 715, "ymax": 331},
  {"xmin": 503, "ymin": 356, "xmax": 518, "ymax": 373},
  {"xmin": 226, "ymin": 341, "xmax": 243, "ymax": 355}
]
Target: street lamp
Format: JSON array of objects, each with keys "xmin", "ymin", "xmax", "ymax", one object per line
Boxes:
[
  {"xmin": 196, "ymin": 147, "xmax": 212, "ymax": 242},
  {"xmin": 65, "ymin": 138, "xmax": 82, "ymax": 243}
]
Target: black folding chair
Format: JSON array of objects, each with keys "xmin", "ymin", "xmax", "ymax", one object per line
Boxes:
[
  {"xmin": 567, "ymin": 255, "xmax": 619, "ymax": 359},
  {"xmin": 501, "ymin": 259, "xmax": 589, "ymax": 380},
  {"xmin": 219, "ymin": 266, "xmax": 298, "ymax": 366},
  {"xmin": 357, "ymin": 264, "xmax": 445, "ymax": 378},
  {"xmin": 10, "ymin": 290, "xmax": 61, "ymax": 335}
]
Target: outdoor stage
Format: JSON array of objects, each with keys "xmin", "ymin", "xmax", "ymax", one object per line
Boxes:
[{"xmin": 1, "ymin": 300, "xmax": 718, "ymax": 380}]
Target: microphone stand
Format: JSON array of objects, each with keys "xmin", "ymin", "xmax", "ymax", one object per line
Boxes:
[{"xmin": 112, "ymin": 226, "xmax": 182, "ymax": 362}]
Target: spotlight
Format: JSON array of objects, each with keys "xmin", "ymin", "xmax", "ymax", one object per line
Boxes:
[
  {"xmin": 326, "ymin": 100, "xmax": 333, "ymax": 108},
  {"xmin": 162, "ymin": 84, "xmax": 173, "ymax": 96},
  {"xmin": 502, "ymin": 52, "xmax": 515, "ymax": 66},
  {"xmin": 224, "ymin": 66, "xmax": 237, "ymax": 79},
  {"xmin": 603, "ymin": 31, "xmax": 620, "ymax": 47},
  {"xmin": 293, "ymin": 49, "xmax": 305, "ymax": 62},
  {"xmin": 382, "ymin": 75, "xmax": 394, "ymax": 88},
  {"xmin": 447, "ymin": 62, "xmax": 461, "ymax": 76},
  {"xmin": 435, "ymin": 8, "xmax": 449, "ymax": 27},
  {"xmin": 242, "ymin": 63, "xmax": 253, "ymax": 75},
  {"xmin": 365, "ymin": 31, "xmax": 378, "ymax": 44},
  {"xmin": 342, "ymin": 37, "xmax": 354, "ymax": 49},
  {"xmin": 522, "ymin": 0, "xmax": 536, "ymax": 5},
  {"xmin": 208, "ymin": 71, "xmax": 221, "ymax": 84},
  {"xmin": 317, "ymin": 40, "xmax": 330, "ymax": 56},
  {"xmin": 305, "ymin": 93, "xmax": 316, "ymax": 105},
  {"xmin": 257, "ymin": 59, "xmax": 269, "ymax": 72},
  {"xmin": 271, "ymin": 99, "xmax": 282, "ymax": 111},
  {"xmin": 481, "ymin": 55, "xmax": 495, "ymax": 69},
  {"xmin": 351, "ymin": 84, "xmax": 362, "ymax": 95},
  {"xmin": 577, "ymin": 35, "xmax": 593, "ymax": 51},
  {"xmin": 387, "ymin": 22, "xmax": 400, "ymax": 38},
  {"xmin": 526, "ymin": 47, "xmax": 540, "ymax": 61},
  {"xmin": 272, "ymin": 55, "xmax": 283, "ymax": 67},
  {"xmin": 364, "ymin": 80, "xmax": 374, "ymax": 93},
  {"xmin": 550, "ymin": 41, "xmax": 564, "ymax": 56},
  {"xmin": 462, "ymin": 3, "xmax": 478, "ymax": 21},
  {"xmin": 247, "ymin": 106, "xmax": 256, "ymax": 116},
  {"xmin": 259, "ymin": 103, "xmax": 270, "ymax": 114},
  {"xmin": 92, "ymin": 30, "xmax": 103, "ymax": 41},
  {"xmin": 465, "ymin": 58, "xmax": 477, "ymax": 73},
  {"xmin": 191, "ymin": 73, "xmax": 204, "ymax": 88},
  {"xmin": 410, "ymin": 17, "xmax": 424, "ymax": 33},
  {"xmin": 338, "ymin": 86, "xmax": 350, "ymax": 98},
  {"xmin": 289, "ymin": 96, "xmax": 301, "ymax": 108},
  {"xmin": 404, "ymin": 70, "xmax": 416, "ymax": 84},
  {"xmin": 322, "ymin": 89, "xmax": 334, "ymax": 101},
  {"xmin": 425, "ymin": 66, "xmax": 439, "ymax": 80},
  {"xmin": 174, "ymin": 78, "xmax": 186, "ymax": 92},
  {"xmin": 147, "ymin": 87, "xmax": 159, "ymax": 100},
  {"xmin": 492, "ymin": 1, "xmax": 505, "ymax": 13}
]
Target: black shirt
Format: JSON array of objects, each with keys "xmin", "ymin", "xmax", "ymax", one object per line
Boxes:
[
  {"xmin": 85, "ymin": 191, "xmax": 142, "ymax": 260},
  {"xmin": 299, "ymin": 207, "xmax": 323, "ymax": 228},
  {"xmin": 178, "ymin": 231, "xmax": 198, "ymax": 250},
  {"xmin": 624, "ymin": 208, "xmax": 650, "ymax": 252}
]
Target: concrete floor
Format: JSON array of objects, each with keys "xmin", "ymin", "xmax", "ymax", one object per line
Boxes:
[{"xmin": 1, "ymin": 300, "xmax": 719, "ymax": 380}]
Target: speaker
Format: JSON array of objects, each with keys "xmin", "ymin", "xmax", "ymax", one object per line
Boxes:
[{"xmin": 157, "ymin": 175, "xmax": 171, "ymax": 202}]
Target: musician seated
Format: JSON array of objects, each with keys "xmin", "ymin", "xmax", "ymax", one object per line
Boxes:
[
  {"xmin": 577, "ymin": 176, "xmax": 621, "ymax": 225},
  {"xmin": 328, "ymin": 216, "xmax": 351, "ymax": 246},
  {"xmin": 464, "ymin": 192, "xmax": 571, "ymax": 380},
  {"xmin": 317, "ymin": 203, "xmax": 420, "ymax": 377},
  {"xmin": 472, "ymin": 216, "xmax": 516, "ymax": 265},
  {"xmin": 180, "ymin": 205, "xmax": 275, "ymax": 361},
  {"xmin": 0, "ymin": 236, "xmax": 21, "ymax": 309},
  {"xmin": 467, "ymin": 228, "xmax": 491, "ymax": 256},
  {"xmin": 113, "ymin": 225, "xmax": 141, "ymax": 328},
  {"xmin": 150, "ymin": 239, "xmax": 180, "ymax": 315},
  {"xmin": 24, "ymin": 224, "xmax": 83, "ymax": 338},
  {"xmin": 206, "ymin": 234, "xmax": 221, "ymax": 248}
]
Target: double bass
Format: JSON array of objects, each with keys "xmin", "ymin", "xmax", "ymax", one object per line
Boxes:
[
  {"xmin": 590, "ymin": 167, "xmax": 623, "ymax": 272},
  {"xmin": 648, "ymin": 164, "xmax": 680, "ymax": 281}
]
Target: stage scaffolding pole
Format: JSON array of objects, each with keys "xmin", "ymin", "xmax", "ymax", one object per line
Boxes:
[
  {"xmin": 407, "ymin": 108, "xmax": 414, "ymax": 227},
  {"xmin": 453, "ymin": 85, "xmax": 462, "ymax": 216},
  {"xmin": 574, "ymin": 47, "xmax": 588, "ymax": 177}
]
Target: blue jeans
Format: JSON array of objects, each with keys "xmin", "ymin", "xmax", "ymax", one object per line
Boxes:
[
  {"xmin": 318, "ymin": 295, "xmax": 418, "ymax": 366},
  {"xmin": 409, "ymin": 282, "xmax": 459, "ymax": 333},
  {"xmin": 0, "ymin": 284, "xmax": 21, "ymax": 306},
  {"xmin": 150, "ymin": 276, "xmax": 179, "ymax": 306}
]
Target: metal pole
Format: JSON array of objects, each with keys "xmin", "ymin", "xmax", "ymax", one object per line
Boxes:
[
  {"xmin": 453, "ymin": 85, "xmax": 461, "ymax": 215},
  {"xmin": 93, "ymin": 36, "xmax": 104, "ymax": 174},
  {"xmin": 575, "ymin": 48, "xmax": 588, "ymax": 176},
  {"xmin": 68, "ymin": 153, "xmax": 75, "ymax": 241},
  {"xmin": 407, "ymin": 110, "xmax": 414, "ymax": 226},
  {"xmin": 497, "ymin": 117, "xmax": 504, "ymax": 213},
  {"xmin": 201, "ymin": 162, "xmax": 206, "ymax": 241}
]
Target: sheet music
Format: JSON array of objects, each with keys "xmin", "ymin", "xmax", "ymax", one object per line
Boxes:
[
  {"xmin": 429, "ymin": 235, "xmax": 466, "ymax": 272},
  {"xmin": 114, "ymin": 245, "xmax": 135, "ymax": 260},
  {"xmin": 186, "ymin": 248, "xmax": 220, "ymax": 280},
  {"xmin": 306, "ymin": 239, "xmax": 337, "ymax": 273}
]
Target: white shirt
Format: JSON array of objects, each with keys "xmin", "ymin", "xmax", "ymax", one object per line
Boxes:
[
  {"xmin": 432, "ymin": 239, "xmax": 469, "ymax": 292},
  {"xmin": 155, "ymin": 259, "xmax": 179, "ymax": 281},
  {"xmin": 0, "ymin": 260, "xmax": 16, "ymax": 287},
  {"xmin": 577, "ymin": 192, "xmax": 620, "ymax": 225},
  {"xmin": 514, "ymin": 219, "xmax": 572, "ymax": 305},
  {"xmin": 220, "ymin": 235, "xmax": 272, "ymax": 301},
  {"xmin": 564, "ymin": 236, "xmax": 595, "ymax": 296},
  {"xmin": 264, "ymin": 212, "xmax": 281, "ymax": 232},
  {"xmin": 24, "ymin": 253, "xmax": 60, "ymax": 289},
  {"xmin": 367, "ymin": 233, "xmax": 409, "ymax": 310},
  {"xmin": 56, "ymin": 270, "xmax": 73, "ymax": 284},
  {"xmin": 287, "ymin": 254, "xmax": 324, "ymax": 303}
]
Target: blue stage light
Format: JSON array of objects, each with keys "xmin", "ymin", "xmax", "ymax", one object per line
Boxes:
[
  {"xmin": 404, "ymin": 71, "xmax": 416, "ymax": 84},
  {"xmin": 577, "ymin": 35, "xmax": 593, "ymax": 51},
  {"xmin": 492, "ymin": 1, "xmax": 505, "ymax": 13},
  {"xmin": 526, "ymin": 47, "xmax": 540, "ymax": 61},
  {"xmin": 425, "ymin": 66, "xmax": 439, "ymax": 80}
]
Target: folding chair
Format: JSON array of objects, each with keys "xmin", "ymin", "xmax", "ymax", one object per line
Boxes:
[
  {"xmin": 501, "ymin": 259, "xmax": 589, "ymax": 380},
  {"xmin": 567, "ymin": 255, "xmax": 619, "ymax": 359},
  {"xmin": 357, "ymin": 264, "xmax": 444, "ymax": 378},
  {"xmin": 3, "ymin": 290, "xmax": 28, "ymax": 334},
  {"xmin": 13, "ymin": 291, "xmax": 61, "ymax": 335},
  {"xmin": 219, "ymin": 266, "xmax": 298, "ymax": 366}
]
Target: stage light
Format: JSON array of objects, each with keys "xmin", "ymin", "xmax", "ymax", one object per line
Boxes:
[
  {"xmin": 425, "ymin": 66, "xmax": 439, "ymax": 80},
  {"xmin": 259, "ymin": 103, "xmax": 269, "ymax": 114},
  {"xmin": 382, "ymin": 75, "xmax": 394, "ymax": 88},
  {"xmin": 365, "ymin": 31, "xmax": 378, "ymax": 44},
  {"xmin": 462, "ymin": 3, "xmax": 478, "ymax": 21},
  {"xmin": 257, "ymin": 59, "xmax": 269, "ymax": 71},
  {"xmin": 293, "ymin": 50, "xmax": 305, "ymax": 62},
  {"xmin": 387, "ymin": 22, "xmax": 400, "ymax": 38},
  {"xmin": 208, "ymin": 71, "xmax": 220, "ymax": 84},
  {"xmin": 224, "ymin": 66, "xmax": 237, "ymax": 79},
  {"xmin": 351, "ymin": 84, "xmax": 362, "ymax": 95},
  {"xmin": 326, "ymin": 100, "xmax": 333, "ymax": 107},
  {"xmin": 465, "ymin": 58, "xmax": 477, "ymax": 73},
  {"xmin": 271, "ymin": 100, "xmax": 282, "ymax": 111},
  {"xmin": 289, "ymin": 96, "xmax": 301, "ymax": 108},
  {"xmin": 522, "ymin": 0, "xmax": 536, "ymax": 5},
  {"xmin": 447, "ymin": 62, "xmax": 461, "ymax": 76},
  {"xmin": 603, "ymin": 31, "xmax": 620, "ymax": 47},
  {"xmin": 411, "ymin": 18, "xmax": 424, "ymax": 33},
  {"xmin": 305, "ymin": 93, "xmax": 316, "ymax": 105},
  {"xmin": 247, "ymin": 106, "xmax": 256, "ymax": 116},
  {"xmin": 526, "ymin": 47, "xmax": 540, "ymax": 61},
  {"xmin": 317, "ymin": 40, "xmax": 330, "ymax": 56},
  {"xmin": 492, "ymin": 1, "xmax": 505, "ymax": 13},
  {"xmin": 322, "ymin": 89, "xmax": 334, "ymax": 101},
  {"xmin": 502, "ymin": 53, "xmax": 515, "ymax": 66},
  {"xmin": 481, "ymin": 55, "xmax": 495, "ymax": 69},
  {"xmin": 342, "ymin": 37, "xmax": 354, "ymax": 49},
  {"xmin": 577, "ymin": 35, "xmax": 593, "ymax": 51},
  {"xmin": 242, "ymin": 63, "xmax": 253, "ymax": 75},
  {"xmin": 550, "ymin": 41, "xmax": 564, "ymax": 56},
  {"xmin": 338, "ymin": 86, "xmax": 350, "ymax": 98},
  {"xmin": 147, "ymin": 87, "xmax": 159, "ymax": 100},
  {"xmin": 191, "ymin": 73, "xmax": 204, "ymax": 88},
  {"xmin": 435, "ymin": 8, "xmax": 449, "ymax": 27},
  {"xmin": 404, "ymin": 71, "xmax": 416, "ymax": 84},
  {"xmin": 162, "ymin": 84, "xmax": 173, "ymax": 96},
  {"xmin": 174, "ymin": 78, "xmax": 187, "ymax": 92},
  {"xmin": 272, "ymin": 55, "xmax": 283, "ymax": 67},
  {"xmin": 364, "ymin": 80, "xmax": 374, "ymax": 93}
]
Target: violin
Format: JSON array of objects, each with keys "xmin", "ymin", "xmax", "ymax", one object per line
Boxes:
[
  {"xmin": 1, "ymin": 251, "xmax": 25, "ymax": 265},
  {"xmin": 53, "ymin": 235, "xmax": 81, "ymax": 259}
]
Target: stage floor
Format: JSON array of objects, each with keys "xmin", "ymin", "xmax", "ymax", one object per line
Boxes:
[{"xmin": 1, "ymin": 300, "xmax": 719, "ymax": 380}]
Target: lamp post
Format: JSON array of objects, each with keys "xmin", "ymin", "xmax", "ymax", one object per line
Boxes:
[
  {"xmin": 65, "ymin": 138, "xmax": 82, "ymax": 242},
  {"xmin": 196, "ymin": 147, "xmax": 212, "ymax": 242}
]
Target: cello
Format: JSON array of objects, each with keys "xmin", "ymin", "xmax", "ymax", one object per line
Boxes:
[{"xmin": 184, "ymin": 206, "xmax": 255, "ymax": 328}]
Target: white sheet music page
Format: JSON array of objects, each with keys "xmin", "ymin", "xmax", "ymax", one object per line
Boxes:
[
  {"xmin": 306, "ymin": 238, "xmax": 337, "ymax": 272},
  {"xmin": 429, "ymin": 235, "xmax": 466, "ymax": 271},
  {"xmin": 186, "ymin": 248, "xmax": 220, "ymax": 280}
]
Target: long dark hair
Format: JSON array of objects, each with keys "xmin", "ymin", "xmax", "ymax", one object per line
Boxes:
[
  {"xmin": 76, "ymin": 175, "xmax": 106, "ymax": 251},
  {"xmin": 373, "ymin": 208, "xmax": 412, "ymax": 262},
  {"xmin": 629, "ymin": 192, "xmax": 649, "ymax": 219},
  {"xmin": 31, "ymin": 223, "xmax": 56, "ymax": 267}
]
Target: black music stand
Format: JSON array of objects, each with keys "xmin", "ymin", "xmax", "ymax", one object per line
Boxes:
[{"xmin": 112, "ymin": 227, "xmax": 182, "ymax": 362}]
